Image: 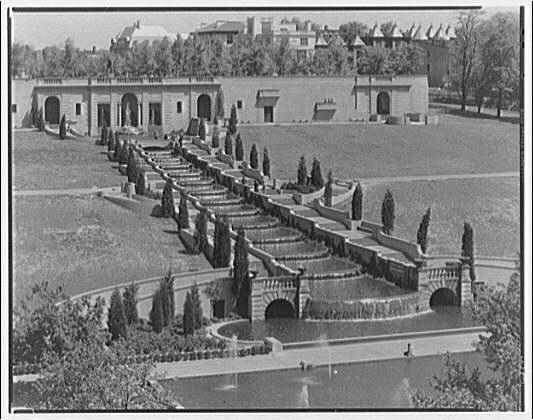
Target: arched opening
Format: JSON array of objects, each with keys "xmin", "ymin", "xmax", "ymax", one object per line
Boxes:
[
  {"xmin": 197, "ymin": 94, "xmax": 211, "ymax": 121},
  {"xmin": 44, "ymin": 96, "xmax": 60, "ymax": 125},
  {"xmin": 121, "ymin": 93, "xmax": 138, "ymax": 127},
  {"xmin": 430, "ymin": 288, "xmax": 458, "ymax": 307},
  {"xmin": 265, "ymin": 299, "xmax": 295, "ymax": 319},
  {"xmin": 377, "ymin": 92, "xmax": 390, "ymax": 115}
]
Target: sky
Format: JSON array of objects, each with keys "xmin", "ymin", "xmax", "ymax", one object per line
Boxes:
[{"xmin": 11, "ymin": 7, "xmax": 518, "ymax": 50}]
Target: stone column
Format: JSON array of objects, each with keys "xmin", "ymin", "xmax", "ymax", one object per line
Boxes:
[
  {"xmin": 117, "ymin": 103, "xmax": 122, "ymax": 127},
  {"xmin": 459, "ymin": 256, "xmax": 473, "ymax": 306},
  {"xmin": 298, "ymin": 276, "xmax": 310, "ymax": 319},
  {"xmin": 138, "ymin": 102, "xmax": 142, "ymax": 127},
  {"xmin": 250, "ymin": 275, "xmax": 264, "ymax": 321}
]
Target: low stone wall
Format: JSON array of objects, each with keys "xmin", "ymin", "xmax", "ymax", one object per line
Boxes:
[
  {"xmin": 375, "ymin": 230, "xmax": 423, "ymax": 262},
  {"xmin": 292, "ymin": 186, "xmax": 325, "ymax": 205},
  {"xmin": 241, "ymin": 161, "xmax": 264, "ymax": 184},
  {"xmin": 192, "ymin": 137, "xmax": 212, "ymax": 154},
  {"xmin": 314, "ymin": 199, "xmax": 353, "ymax": 229},
  {"xmin": 331, "ymin": 182, "xmax": 355, "ymax": 206},
  {"xmin": 216, "ymin": 150, "xmax": 235, "ymax": 169}
]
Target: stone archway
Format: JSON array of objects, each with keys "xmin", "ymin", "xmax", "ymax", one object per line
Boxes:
[
  {"xmin": 197, "ymin": 94, "xmax": 211, "ymax": 121},
  {"xmin": 265, "ymin": 299, "xmax": 296, "ymax": 319},
  {"xmin": 377, "ymin": 91, "xmax": 390, "ymax": 115},
  {"xmin": 44, "ymin": 96, "xmax": 60, "ymax": 125},
  {"xmin": 429, "ymin": 288, "xmax": 458, "ymax": 307},
  {"xmin": 121, "ymin": 93, "xmax": 138, "ymax": 127}
]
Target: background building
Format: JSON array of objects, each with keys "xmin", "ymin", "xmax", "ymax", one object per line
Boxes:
[
  {"xmin": 110, "ymin": 20, "xmax": 176, "ymax": 52},
  {"xmin": 195, "ymin": 21, "xmax": 246, "ymax": 47}
]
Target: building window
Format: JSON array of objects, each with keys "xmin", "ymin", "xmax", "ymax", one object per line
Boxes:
[
  {"xmin": 300, "ymin": 37, "xmax": 308, "ymax": 46},
  {"xmin": 11, "ymin": 104, "xmax": 17, "ymax": 113},
  {"xmin": 237, "ymin": 100, "xmax": 243, "ymax": 109},
  {"xmin": 177, "ymin": 101, "xmax": 182, "ymax": 114},
  {"xmin": 261, "ymin": 22, "xmax": 272, "ymax": 34},
  {"xmin": 227, "ymin": 33, "xmax": 234, "ymax": 45},
  {"xmin": 75, "ymin": 103, "xmax": 81, "ymax": 115},
  {"xmin": 296, "ymin": 50, "xmax": 307, "ymax": 61},
  {"xmin": 149, "ymin": 103, "xmax": 162, "ymax": 125},
  {"xmin": 97, "ymin": 104, "xmax": 111, "ymax": 127}
]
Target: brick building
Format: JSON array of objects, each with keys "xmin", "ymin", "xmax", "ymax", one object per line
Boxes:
[{"xmin": 12, "ymin": 75, "xmax": 428, "ymax": 135}]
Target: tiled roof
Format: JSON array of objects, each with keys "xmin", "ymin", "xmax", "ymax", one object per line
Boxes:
[
  {"xmin": 390, "ymin": 25, "xmax": 404, "ymax": 38},
  {"xmin": 116, "ymin": 22, "xmax": 175, "ymax": 41},
  {"xmin": 369, "ymin": 24, "xmax": 384, "ymax": 38},
  {"xmin": 425, "ymin": 24, "xmax": 436, "ymax": 39},
  {"xmin": 412, "ymin": 25, "xmax": 428, "ymax": 41},
  {"xmin": 350, "ymin": 35, "xmax": 366, "ymax": 47},
  {"xmin": 197, "ymin": 21, "xmax": 245, "ymax": 34},
  {"xmin": 445, "ymin": 24, "xmax": 456, "ymax": 39},
  {"xmin": 315, "ymin": 34, "xmax": 328, "ymax": 47}
]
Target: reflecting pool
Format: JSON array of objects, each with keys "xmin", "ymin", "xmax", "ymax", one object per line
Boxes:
[{"xmin": 161, "ymin": 352, "xmax": 485, "ymax": 409}]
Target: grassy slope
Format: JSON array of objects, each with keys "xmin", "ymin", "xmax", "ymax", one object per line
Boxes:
[{"xmin": 239, "ymin": 115, "xmax": 519, "ymax": 180}]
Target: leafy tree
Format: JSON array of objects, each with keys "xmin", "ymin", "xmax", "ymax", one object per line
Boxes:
[
  {"xmin": 127, "ymin": 148, "xmax": 139, "ymax": 183},
  {"xmin": 224, "ymin": 133, "xmax": 233, "ymax": 156},
  {"xmin": 412, "ymin": 271, "xmax": 522, "ymax": 410},
  {"xmin": 310, "ymin": 157, "xmax": 324, "ymax": 188},
  {"xmin": 232, "ymin": 227, "xmax": 250, "ymax": 317},
  {"xmin": 211, "ymin": 124, "xmax": 220, "ymax": 148},
  {"xmin": 215, "ymin": 88, "xmax": 225, "ymax": 118},
  {"xmin": 416, "ymin": 208, "xmax": 432, "ymax": 254},
  {"xmin": 381, "ymin": 189, "xmax": 395, "ymax": 235},
  {"xmin": 193, "ymin": 209, "xmax": 208, "ymax": 255},
  {"xmin": 122, "ymin": 282, "xmax": 139, "ymax": 325},
  {"xmin": 59, "ymin": 114, "xmax": 67, "ymax": 139},
  {"xmin": 228, "ymin": 104, "xmax": 238, "ymax": 135},
  {"xmin": 153, "ymin": 37, "xmax": 173, "ymax": 77},
  {"xmin": 351, "ymin": 182, "xmax": 363, "ymax": 221},
  {"xmin": 198, "ymin": 118, "xmax": 206, "ymax": 140},
  {"xmin": 161, "ymin": 179, "xmax": 175, "ymax": 218},
  {"xmin": 235, "ymin": 133, "xmax": 244, "ymax": 161},
  {"xmin": 182, "ymin": 291, "xmax": 194, "ymax": 335},
  {"xmin": 38, "ymin": 108, "xmax": 45, "ymax": 131},
  {"xmin": 213, "ymin": 217, "xmax": 231, "ymax": 268},
  {"xmin": 339, "ymin": 21, "xmax": 369, "ymax": 46},
  {"xmin": 249, "ymin": 143, "xmax": 258, "ymax": 169},
  {"xmin": 149, "ymin": 289, "xmax": 164, "ymax": 333},
  {"xmin": 324, "ymin": 170, "xmax": 334, "ymax": 207},
  {"xmin": 297, "ymin": 155, "xmax": 308, "ymax": 186},
  {"xmin": 262, "ymin": 147, "xmax": 271, "ymax": 177},
  {"xmin": 107, "ymin": 288, "xmax": 127, "ymax": 341},
  {"xmin": 177, "ymin": 194, "xmax": 190, "ymax": 230},
  {"xmin": 461, "ymin": 222, "xmax": 476, "ymax": 281}
]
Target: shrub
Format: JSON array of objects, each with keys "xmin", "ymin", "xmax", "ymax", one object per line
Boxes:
[
  {"xmin": 107, "ymin": 288, "xmax": 127, "ymax": 341},
  {"xmin": 416, "ymin": 207, "xmax": 431, "ymax": 253},
  {"xmin": 262, "ymin": 147, "xmax": 271, "ymax": 177},
  {"xmin": 59, "ymin": 114, "xmax": 67, "ymax": 139},
  {"xmin": 235, "ymin": 133, "xmax": 244, "ymax": 161},
  {"xmin": 297, "ymin": 155, "xmax": 307, "ymax": 186},
  {"xmin": 249, "ymin": 144, "xmax": 258, "ymax": 169},
  {"xmin": 351, "ymin": 182, "xmax": 363, "ymax": 221},
  {"xmin": 161, "ymin": 179, "xmax": 175, "ymax": 218},
  {"xmin": 381, "ymin": 189, "xmax": 395, "ymax": 235}
]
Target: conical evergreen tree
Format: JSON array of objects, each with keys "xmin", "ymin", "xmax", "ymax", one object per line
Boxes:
[
  {"xmin": 177, "ymin": 194, "xmax": 190, "ymax": 230},
  {"xmin": 127, "ymin": 148, "xmax": 138, "ymax": 183},
  {"xmin": 381, "ymin": 189, "xmax": 395, "ymax": 235},
  {"xmin": 119, "ymin": 139, "xmax": 130, "ymax": 165},
  {"xmin": 228, "ymin": 104, "xmax": 238, "ymax": 135},
  {"xmin": 324, "ymin": 170, "xmax": 333, "ymax": 207},
  {"xmin": 59, "ymin": 114, "xmax": 67, "ymax": 139},
  {"xmin": 150, "ymin": 289, "xmax": 164, "ymax": 333},
  {"xmin": 461, "ymin": 222, "xmax": 476, "ymax": 281},
  {"xmin": 235, "ymin": 133, "xmax": 244, "ymax": 161},
  {"xmin": 100, "ymin": 123, "xmax": 107, "ymax": 145},
  {"xmin": 136, "ymin": 171, "xmax": 146, "ymax": 196},
  {"xmin": 108, "ymin": 130, "xmax": 116, "ymax": 152},
  {"xmin": 249, "ymin": 144, "xmax": 259, "ymax": 169},
  {"xmin": 107, "ymin": 288, "xmax": 127, "ymax": 341},
  {"xmin": 193, "ymin": 209, "xmax": 208, "ymax": 254},
  {"xmin": 107, "ymin": 128, "xmax": 114, "ymax": 147},
  {"xmin": 190, "ymin": 284, "xmax": 203, "ymax": 330},
  {"xmin": 224, "ymin": 133, "xmax": 233, "ymax": 156},
  {"xmin": 215, "ymin": 89, "xmax": 225, "ymax": 119},
  {"xmin": 416, "ymin": 208, "xmax": 431, "ymax": 254},
  {"xmin": 297, "ymin": 155, "xmax": 307, "ymax": 186},
  {"xmin": 122, "ymin": 282, "xmax": 139, "ymax": 325},
  {"xmin": 211, "ymin": 124, "xmax": 220, "ymax": 148},
  {"xmin": 182, "ymin": 291, "xmax": 194, "ymax": 336},
  {"xmin": 351, "ymin": 182, "xmax": 363, "ymax": 221},
  {"xmin": 262, "ymin": 147, "xmax": 271, "ymax": 177},
  {"xmin": 38, "ymin": 109, "xmax": 45, "ymax": 131},
  {"xmin": 310, "ymin": 158, "xmax": 324, "ymax": 188},
  {"xmin": 213, "ymin": 217, "xmax": 231, "ymax": 268},
  {"xmin": 113, "ymin": 139, "xmax": 122, "ymax": 162},
  {"xmin": 161, "ymin": 179, "xmax": 176, "ymax": 218},
  {"xmin": 232, "ymin": 227, "xmax": 250, "ymax": 317}
]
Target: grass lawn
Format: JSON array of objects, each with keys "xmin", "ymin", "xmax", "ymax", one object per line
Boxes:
[
  {"xmin": 239, "ymin": 114, "xmax": 519, "ymax": 180},
  {"xmin": 12, "ymin": 130, "xmax": 124, "ymax": 190},
  {"xmin": 13, "ymin": 194, "xmax": 211, "ymax": 303},
  {"xmin": 337, "ymin": 176, "xmax": 520, "ymax": 258}
]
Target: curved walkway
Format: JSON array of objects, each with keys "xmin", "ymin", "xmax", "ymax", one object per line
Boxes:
[{"xmin": 153, "ymin": 328, "xmax": 485, "ymax": 380}]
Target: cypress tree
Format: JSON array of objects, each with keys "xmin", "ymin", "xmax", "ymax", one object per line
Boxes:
[
  {"xmin": 107, "ymin": 128, "xmax": 114, "ymax": 147},
  {"xmin": 149, "ymin": 289, "xmax": 164, "ymax": 333},
  {"xmin": 324, "ymin": 170, "xmax": 333, "ymax": 207},
  {"xmin": 177, "ymin": 194, "xmax": 190, "ymax": 230},
  {"xmin": 38, "ymin": 109, "xmax": 45, "ymax": 131},
  {"xmin": 351, "ymin": 182, "xmax": 363, "ymax": 221},
  {"xmin": 228, "ymin": 104, "xmax": 238, "ymax": 135},
  {"xmin": 119, "ymin": 139, "xmax": 130, "ymax": 165},
  {"xmin": 224, "ymin": 133, "xmax": 233, "ymax": 156},
  {"xmin": 213, "ymin": 217, "xmax": 231, "ymax": 268},
  {"xmin": 416, "ymin": 207, "xmax": 431, "ymax": 254},
  {"xmin": 215, "ymin": 89, "xmax": 225, "ymax": 119},
  {"xmin": 122, "ymin": 282, "xmax": 139, "ymax": 325},
  {"xmin": 108, "ymin": 131, "xmax": 116, "ymax": 152},
  {"xmin": 235, "ymin": 133, "xmax": 244, "ymax": 161},
  {"xmin": 310, "ymin": 158, "xmax": 324, "ymax": 188},
  {"xmin": 114, "ymin": 139, "xmax": 122, "ymax": 162},
  {"xmin": 461, "ymin": 222, "xmax": 476, "ymax": 281},
  {"xmin": 297, "ymin": 155, "xmax": 307, "ymax": 186},
  {"xmin": 127, "ymin": 148, "xmax": 138, "ymax": 183},
  {"xmin": 100, "ymin": 123, "xmax": 107, "ymax": 145},
  {"xmin": 136, "ymin": 171, "xmax": 146, "ymax": 196},
  {"xmin": 59, "ymin": 114, "xmax": 67, "ymax": 139},
  {"xmin": 190, "ymin": 284, "xmax": 203, "ymax": 330},
  {"xmin": 193, "ymin": 209, "xmax": 208, "ymax": 255},
  {"xmin": 381, "ymin": 189, "xmax": 395, "ymax": 235},
  {"xmin": 199, "ymin": 118, "xmax": 206, "ymax": 140},
  {"xmin": 107, "ymin": 288, "xmax": 127, "ymax": 341},
  {"xmin": 161, "ymin": 179, "xmax": 176, "ymax": 218},
  {"xmin": 249, "ymin": 144, "xmax": 259, "ymax": 169},
  {"xmin": 232, "ymin": 227, "xmax": 250, "ymax": 317},
  {"xmin": 182, "ymin": 291, "xmax": 194, "ymax": 336},
  {"xmin": 263, "ymin": 147, "xmax": 271, "ymax": 177},
  {"xmin": 211, "ymin": 124, "xmax": 220, "ymax": 148}
]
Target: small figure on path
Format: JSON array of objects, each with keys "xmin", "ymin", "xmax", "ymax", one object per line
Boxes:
[{"xmin": 403, "ymin": 343, "xmax": 414, "ymax": 358}]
